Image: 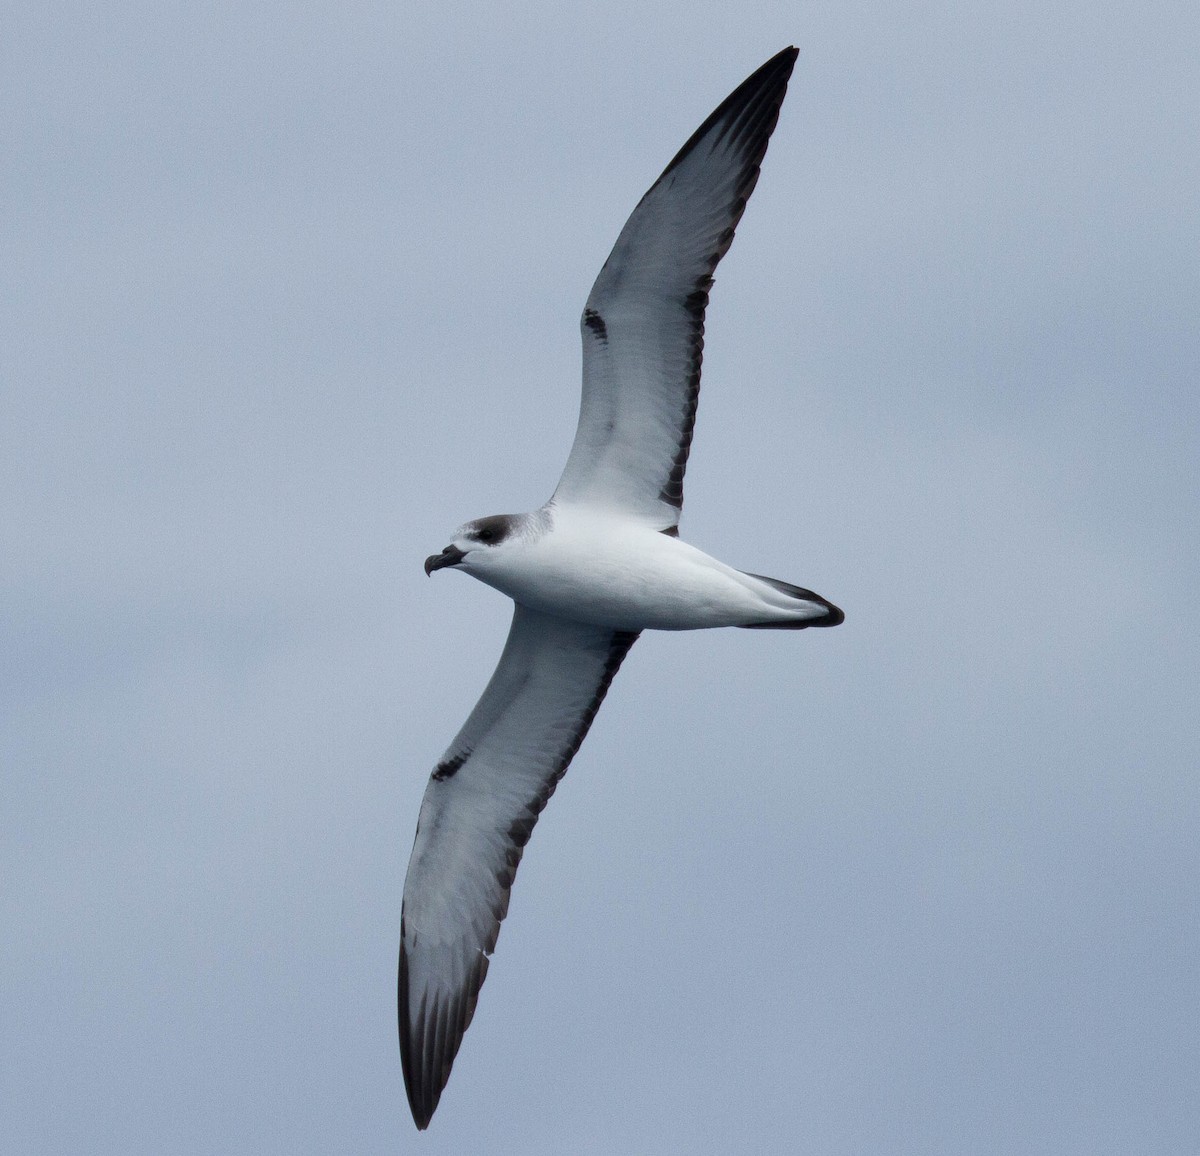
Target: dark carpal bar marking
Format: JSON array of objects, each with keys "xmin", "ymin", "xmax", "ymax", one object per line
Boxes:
[
  {"xmin": 582, "ymin": 308, "xmax": 608, "ymax": 342},
  {"xmin": 431, "ymin": 752, "xmax": 468, "ymax": 781}
]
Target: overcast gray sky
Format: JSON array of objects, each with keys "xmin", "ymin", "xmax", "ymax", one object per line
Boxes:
[{"xmin": 4, "ymin": 3, "xmax": 1198, "ymax": 1153}]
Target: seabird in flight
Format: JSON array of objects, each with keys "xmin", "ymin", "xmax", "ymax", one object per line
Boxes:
[{"xmin": 400, "ymin": 45, "xmax": 841, "ymax": 1128}]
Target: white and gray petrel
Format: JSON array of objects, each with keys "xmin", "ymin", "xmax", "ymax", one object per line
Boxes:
[{"xmin": 400, "ymin": 46, "xmax": 841, "ymax": 1129}]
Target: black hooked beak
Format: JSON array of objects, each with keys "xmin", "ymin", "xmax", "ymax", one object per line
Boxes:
[{"xmin": 424, "ymin": 544, "xmax": 467, "ymax": 575}]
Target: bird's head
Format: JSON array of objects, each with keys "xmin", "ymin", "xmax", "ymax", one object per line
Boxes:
[{"xmin": 424, "ymin": 513, "xmax": 524, "ymax": 577}]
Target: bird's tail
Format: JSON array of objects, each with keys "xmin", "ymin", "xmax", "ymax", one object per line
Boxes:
[{"xmin": 736, "ymin": 572, "xmax": 844, "ymax": 629}]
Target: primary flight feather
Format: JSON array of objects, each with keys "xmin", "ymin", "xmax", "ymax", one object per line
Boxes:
[{"xmin": 400, "ymin": 46, "xmax": 841, "ymax": 1129}]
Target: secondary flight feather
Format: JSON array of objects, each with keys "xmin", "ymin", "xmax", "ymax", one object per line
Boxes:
[{"xmin": 400, "ymin": 46, "xmax": 841, "ymax": 1129}]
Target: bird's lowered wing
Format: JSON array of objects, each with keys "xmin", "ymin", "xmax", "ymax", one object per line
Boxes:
[
  {"xmin": 399, "ymin": 605, "xmax": 639, "ymax": 1128},
  {"xmin": 551, "ymin": 46, "xmax": 798, "ymax": 526}
]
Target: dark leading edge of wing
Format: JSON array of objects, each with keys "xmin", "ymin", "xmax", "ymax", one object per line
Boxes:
[
  {"xmin": 399, "ymin": 608, "xmax": 639, "ymax": 1128},
  {"xmin": 552, "ymin": 46, "xmax": 799, "ymax": 525}
]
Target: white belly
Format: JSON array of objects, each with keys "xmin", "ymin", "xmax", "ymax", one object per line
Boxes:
[{"xmin": 472, "ymin": 514, "xmax": 771, "ymax": 631}]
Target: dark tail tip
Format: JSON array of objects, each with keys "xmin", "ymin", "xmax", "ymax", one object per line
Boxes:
[
  {"xmin": 814, "ymin": 600, "xmax": 845, "ymax": 627},
  {"xmin": 738, "ymin": 571, "xmax": 844, "ymax": 629}
]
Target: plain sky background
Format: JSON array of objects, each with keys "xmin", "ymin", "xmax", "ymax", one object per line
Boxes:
[{"xmin": 4, "ymin": 3, "xmax": 1198, "ymax": 1153}]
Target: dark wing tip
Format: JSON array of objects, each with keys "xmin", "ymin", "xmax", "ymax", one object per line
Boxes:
[
  {"xmin": 648, "ymin": 48, "xmax": 799, "ymax": 512},
  {"xmin": 659, "ymin": 46, "xmax": 799, "ymax": 183},
  {"xmin": 395, "ymin": 629, "xmax": 640, "ymax": 1129},
  {"xmin": 395, "ymin": 630, "xmax": 640, "ymax": 1130},
  {"xmin": 398, "ymin": 940, "xmax": 490, "ymax": 1130}
]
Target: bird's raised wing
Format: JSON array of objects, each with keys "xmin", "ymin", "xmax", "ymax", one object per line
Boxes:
[
  {"xmin": 399, "ymin": 605, "xmax": 639, "ymax": 1128},
  {"xmin": 551, "ymin": 46, "xmax": 798, "ymax": 527}
]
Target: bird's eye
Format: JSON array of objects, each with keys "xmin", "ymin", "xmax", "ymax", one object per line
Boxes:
[{"xmin": 478, "ymin": 527, "xmax": 495, "ymax": 543}]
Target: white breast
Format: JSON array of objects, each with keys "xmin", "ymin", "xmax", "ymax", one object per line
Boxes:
[{"xmin": 471, "ymin": 507, "xmax": 776, "ymax": 631}]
